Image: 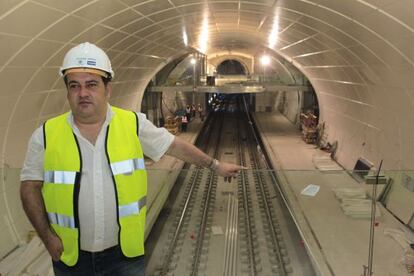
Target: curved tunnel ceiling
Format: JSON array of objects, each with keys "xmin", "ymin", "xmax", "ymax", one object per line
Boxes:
[{"xmin": 1, "ymin": 0, "xmax": 413, "ymax": 170}]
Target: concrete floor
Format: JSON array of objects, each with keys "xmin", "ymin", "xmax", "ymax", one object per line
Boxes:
[{"xmin": 253, "ymin": 112, "xmax": 411, "ymax": 276}]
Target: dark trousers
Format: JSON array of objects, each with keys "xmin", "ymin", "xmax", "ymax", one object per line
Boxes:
[
  {"xmin": 53, "ymin": 246, "xmax": 145, "ymax": 276},
  {"xmin": 181, "ymin": 123, "xmax": 187, "ymax": 132}
]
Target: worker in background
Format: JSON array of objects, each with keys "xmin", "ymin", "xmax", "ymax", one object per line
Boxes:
[
  {"xmin": 181, "ymin": 114, "xmax": 188, "ymax": 132},
  {"xmin": 185, "ymin": 104, "xmax": 191, "ymax": 121},
  {"xmin": 197, "ymin": 103, "xmax": 204, "ymax": 121},
  {"xmin": 191, "ymin": 103, "xmax": 196, "ymax": 119},
  {"xmin": 20, "ymin": 42, "xmax": 243, "ymax": 276}
]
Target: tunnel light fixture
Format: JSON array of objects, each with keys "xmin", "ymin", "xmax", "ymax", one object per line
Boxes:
[
  {"xmin": 268, "ymin": 14, "xmax": 279, "ymax": 49},
  {"xmin": 261, "ymin": 55, "xmax": 271, "ymax": 66},
  {"xmin": 182, "ymin": 28, "xmax": 188, "ymax": 46},
  {"xmin": 190, "ymin": 58, "xmax": 196, "ymax": 65},
  {"xmin": 198, "ymin": 15, "xmax": 209, "ymax": 54}
]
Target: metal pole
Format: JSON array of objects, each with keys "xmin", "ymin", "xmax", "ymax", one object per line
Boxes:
[
  {"xmin": 364, "ymin": 159, "xmax": 383, "ymax": 276},
  {"xmin": 193, "ymin": 62, "xmax": 196, "ymax": 88},
  {"xmin": 263, "ymin": 65, "xmax": 265, "ymax": 83},
  {"xmin": 192, "ymin": 59, "xmax": 196, "ymax": 103}
]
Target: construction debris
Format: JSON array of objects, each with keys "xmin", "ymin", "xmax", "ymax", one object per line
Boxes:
[
  {"xmin": 333, "ymin": 187, "xmax": 381, "ymax": 218},
  {"xmin": 164, "ymin": 116, "xmax": 180, "ymax": 135},
  {"xmin": 300, "ymin": 112, "xmax": 318, "ymax": 144},
  {"xmin": 405, "ymin": 250, "xmax": 414, "ymax": 273},
  {"xmin": 313, "ymin": 155, "xmax": 343, "ymax": 171},
  {"xmin": 333, "ymin": 187, "xmax": 366, "ymax": 199},
  {"xmin": 384, "ymin": 227, "xmax": 414, "ymax": 273},
  {"xmin": 301, "ymin": 184, "xmax": 320, "ymax": 196}
]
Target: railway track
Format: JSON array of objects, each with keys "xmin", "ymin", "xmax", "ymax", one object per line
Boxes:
[{"xmin": 148, "ymin": 100, "xmax": 315, "ymax": 276}]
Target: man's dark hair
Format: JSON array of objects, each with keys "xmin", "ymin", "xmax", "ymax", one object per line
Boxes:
[{"xmin": 63, "ymin": 75, "xmax": 111, "ymax": 87}]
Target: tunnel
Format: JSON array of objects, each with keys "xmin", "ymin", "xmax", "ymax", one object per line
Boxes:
[{"xmin": 1, "ymin": 1, "xmax": 414, "ymax": 275}]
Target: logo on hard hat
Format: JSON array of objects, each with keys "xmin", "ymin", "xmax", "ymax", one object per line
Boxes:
[
  {"xmin": 87, "ymin": 59, "xmax": 96, "ymax": 66},
  {"xmin": 76, "ymin": 58, "xmax": 85, "ymax": 65},
  {"xmin": 75, "ymin": 58, "xmax": 96, "ymax": 66}
]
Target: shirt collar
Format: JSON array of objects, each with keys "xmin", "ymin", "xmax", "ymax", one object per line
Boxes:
[{"xmin": 66, "ymin": 104, "xmax": 114, "ymax": 127}]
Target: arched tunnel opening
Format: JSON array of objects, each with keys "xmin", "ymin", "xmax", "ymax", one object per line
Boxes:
[
  {"xmin": 216, "ymin": 59, "xmax": 247, "ymax": 75},
  {"xmin": 141, "ymin": 53, "xmax": 319, "ymax": 131}
]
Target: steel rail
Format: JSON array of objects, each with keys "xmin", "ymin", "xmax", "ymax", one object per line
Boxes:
[
  {"xmin": 159, "ymin": 113, "xmax": 218, "ymax": 276},
  {"xmin": 241, "ymin": 98, "xmax": 288, "ymax": 276},
  {"xmin": 190, "ymin": 114, "xmax": 224, "ymax": 276},
  {"xmin": 235, "ymin": 112, "xmax": 257, "ymax": 276}
]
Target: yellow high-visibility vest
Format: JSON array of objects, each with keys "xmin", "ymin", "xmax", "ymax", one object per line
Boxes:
[{"xmin": 42, "ymin": 106, "xmax": 147, "ymax": 266}]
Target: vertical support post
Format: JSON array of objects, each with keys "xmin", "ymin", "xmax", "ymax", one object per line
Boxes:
[
  {"xmin": 191, "ymin": 55, "xmax": 196, "ymax": 103},
  {"xmin": 363, "ymin": 159, "xmax": 383, "ymax": 276},
  {"xmin": 192, "ymin": 62, "xmax": 195, "ymax": 103},
  {"xmin": 263, "ymin": 64, "xmax": 266, "ymax": 83}
]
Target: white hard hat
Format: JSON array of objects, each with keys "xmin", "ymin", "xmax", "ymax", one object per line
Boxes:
[{"xmin": 60, "ymin": 42, "xmax": 114, "ymax": 79}]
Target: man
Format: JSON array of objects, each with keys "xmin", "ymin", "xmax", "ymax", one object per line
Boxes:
[
  {"xmin": 197, "ymin": 103, "xmax": 204, "ymax": 121},
  {"xmin": 185, "ymin": 104, "xmax": 191, "ymax": 121},
  {"xmin": 20, "ymin": 42, "xmax": 243, "ymax": 275}
]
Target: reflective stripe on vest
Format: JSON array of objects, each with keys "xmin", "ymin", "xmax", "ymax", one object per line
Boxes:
[
  {"xmin": 44, "ymin": 171, "xmax": 77, "ymax": 184},
  {"xmin": 48, "ymin": 212, "xmax": 76, "ymax": 229},
  {"xmin": 119, "ymin": 196, "xmax": 147, "ymax": 218},
  {"xmin": 110, "ymin": 158, "xmax": 145, "ymax": 175}
]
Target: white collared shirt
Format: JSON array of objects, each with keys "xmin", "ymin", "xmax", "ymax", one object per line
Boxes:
[{"xmin": 21, "ymin": 106, "xmax": 174, "ymax": 252}]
